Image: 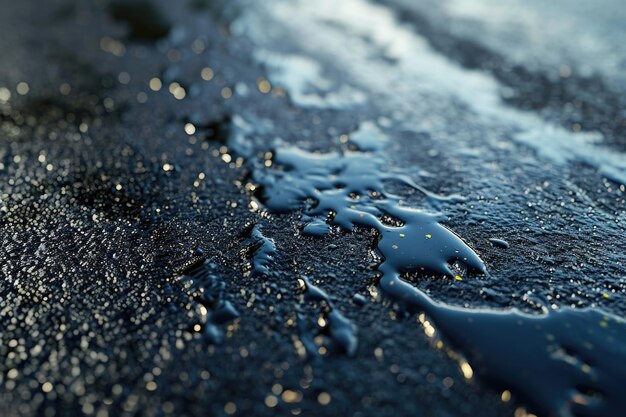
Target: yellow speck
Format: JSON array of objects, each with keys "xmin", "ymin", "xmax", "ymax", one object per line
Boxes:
[
  {"xmin": 265, "ymin": 395, "xmax": 278, "ymax": 408},
  {"xmin": 224, "ymin": 402, "xmax": 237, "ymax": 415},
  {"xmin": 282, "ymin": 390, "xmax": 302, "ymax": 403},
  {"xmin": 146, "ymin": 381, "xmax": 157, "ymax": 391},
  {"xmin": 572, "ymin": 393, "xmax": 589, "ymax": 406},
  {"xmin": 201, "ymin": 67, "xmax": 214, "ymax": 81},
  {"xmin": 399, "ymin": 233, "xmax": 405, "ymax": 238},
  {"xmin": 221, "ymin": 87, "xmax": 233, "ymax": 99},
  {"xmin": 423, "ymin": 321, "xmax": 435, "ymax": 337},
  {"xmin": 460, "ymin": 361, "xmax": 473, "ymax": 379},
  {"xmin": 0, "ymin": 87, "xmax": 11, "ymax": 102},
  {"xmin": 169, "ymin": 82, "xmax": 186, "ymax": 100},
  {"xmin": 184, "ymin": 123, "xmax": 196, "ymax": 135},
  {"xmin": 149, "ymin": 77, "xmax": 162, "ymax": 91},
  {"xmin": 603, "ymin": 293, "xmax": 609, "ymax": 298},
  {"xmin": 374, "ymin": 347, "xmax": 384, "ymax": 360},
  {"xmin": 501, "ymin": 390, "xmax": 511, "ymax": 402},
  {"xmin": 258, "ymin": 79, "xmax": 271, "ymax": 93},
  {"xmin": 425, "ymin": 234, "xmax": 432, "ymax": 239},
  {"xmin": 16, "ymin": 82, "xmax": 30, "ymax": 95},
  {"xmin": 455, "ymin": 275, "xmax": 462, "ymax": 281},
  {"xmin": 317, "ymin": 392, "xmax": 331, "ymax": 405}
]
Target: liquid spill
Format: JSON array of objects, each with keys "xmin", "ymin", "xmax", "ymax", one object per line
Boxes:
[
  {"xmin": 4, "ymin": 0, "xmax": 625, "ymax": 415},
  {"xmin": 298, "ymin": 276, "xmax": 358, "ymax": 357},
  {"xmin": 430, "ymin": 300, "xmax": 626, "ymax": 417},
  {"xmin": 376, "ymin": 247, "xmax": 626, "ymax": 416},
  {"xmin": 241, "ymin": 224, "xmax": 276, "ymax": 278},
  {"xmin": 229, "ymin": 118, "xmax": 626, "ymax": 416},
  {"xmin": 245, "ymin": 122, "xmax": 484, "ymax": 279},
  {"xmin": 179, "ymin": 259, "xmax": 239, "ymax": 344}
]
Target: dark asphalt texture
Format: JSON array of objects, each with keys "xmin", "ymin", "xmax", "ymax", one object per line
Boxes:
[{"xmin": 1, "ymin": 1, "xmax": 625, "ymax": 417}]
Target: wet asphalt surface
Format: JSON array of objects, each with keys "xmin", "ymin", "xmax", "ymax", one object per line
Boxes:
[{"xmin": 1, "ymin": 1, "xmax": 625, "ymax": 417}]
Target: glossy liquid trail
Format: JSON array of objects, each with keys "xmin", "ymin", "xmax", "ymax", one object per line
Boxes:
[{"xmin": 229, "ymin": 117, "xmax": 626, "ymax": 416}]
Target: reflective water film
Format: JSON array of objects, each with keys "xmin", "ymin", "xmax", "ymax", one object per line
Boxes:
[{"xmin": 1, "ymin": 0, "xmax": 625, "ymax": 416}]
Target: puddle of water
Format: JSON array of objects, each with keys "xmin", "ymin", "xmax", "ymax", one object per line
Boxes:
[
  {"xmin": 227, "ymin": 0, "xmax": 626, "ymax": 412},
  {"xmin": 245, "ymin": 122, "xmax": 484, "ymax": 279},
  {"xmin": 434, "ymin": 302, "xmax": 626, "ymax": 417},
  {"xmin": 225, "ymin": 115, "xmax": 626, "ymax": 415}
]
